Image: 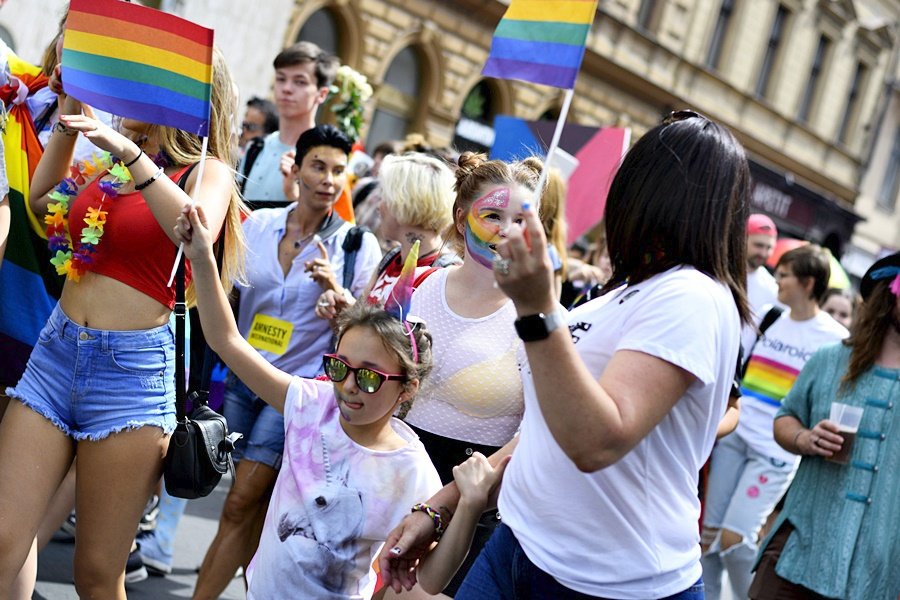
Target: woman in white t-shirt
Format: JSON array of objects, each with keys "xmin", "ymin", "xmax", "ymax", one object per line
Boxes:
[{"xmin": 379, "ymin": 111, "xmax": 752, "ymax": 600}]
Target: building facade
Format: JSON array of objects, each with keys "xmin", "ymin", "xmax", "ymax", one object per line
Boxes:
[
  {"xmin": 847, "ymin": 49, "xmax": 900, "ymax": 274},
  {"xmin": 3, "ymin": 0, "xmax": 898, "ymax": 261}
]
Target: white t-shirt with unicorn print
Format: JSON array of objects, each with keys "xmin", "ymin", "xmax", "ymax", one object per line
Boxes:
[{"xmin": 247, "ymin": 377, "xmax": 441, "ymax": 599}]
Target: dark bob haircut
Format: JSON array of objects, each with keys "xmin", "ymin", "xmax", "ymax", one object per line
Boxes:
[
  {"xmin": 294, "ymin": 125, "xmax": 353, "ymax": 166},
  {"xmin": 603, "ymin": 113, "xmax": 751, "ymax": 324}
]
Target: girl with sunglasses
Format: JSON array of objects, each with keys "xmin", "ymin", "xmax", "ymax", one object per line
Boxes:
[{"xmin": 174, "ymin": 204, "xmax": 441, "ymax": 599}]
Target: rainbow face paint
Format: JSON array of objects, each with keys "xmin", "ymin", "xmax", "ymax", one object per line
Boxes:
[{"xmin": 465, "ymin": 187, "xmax": 511, "ymax": 270}]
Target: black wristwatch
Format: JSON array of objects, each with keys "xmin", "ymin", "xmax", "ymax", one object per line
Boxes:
[{"xmin": 514, "ymin": 308, "xmax": 565, "ymax": 342}]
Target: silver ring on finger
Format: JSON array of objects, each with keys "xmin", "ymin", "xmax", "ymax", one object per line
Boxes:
[{"xmin": 493, "ymin": 257, "xmax": 511, "ymax": 276}]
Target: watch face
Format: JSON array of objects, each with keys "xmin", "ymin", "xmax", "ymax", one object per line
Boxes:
[{"xmin": 515, "ymin": 310, "xmax": 563, "ymax": 342}]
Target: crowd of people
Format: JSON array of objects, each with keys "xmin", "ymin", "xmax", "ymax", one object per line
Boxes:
[{"xmin": 0, "ymin": 4, "xmax": 897, "ymax": 600}]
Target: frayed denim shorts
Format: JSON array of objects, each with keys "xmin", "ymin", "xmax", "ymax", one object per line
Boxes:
[{"xmin": 5, "ymin": 303, "xmax": 177, "ymax": 441}]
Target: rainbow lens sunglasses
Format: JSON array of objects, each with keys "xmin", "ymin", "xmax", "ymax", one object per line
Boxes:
[{"xmin": 322, "ymin": 354, "xmax": 406, "ymax": 394}]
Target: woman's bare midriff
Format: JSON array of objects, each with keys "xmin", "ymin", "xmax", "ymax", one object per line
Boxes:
[{"xmin": 59, "ymin": 271, "xmax": 172, "ymax": 330}]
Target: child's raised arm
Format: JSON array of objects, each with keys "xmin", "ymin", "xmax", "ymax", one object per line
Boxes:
[
  {"xmin": 415, "ymin": 453, "xmax": 510, "ymax": 595},
  {"xmin": 175, "ymin": 206, "xmax": 292, "ymax": 412}
]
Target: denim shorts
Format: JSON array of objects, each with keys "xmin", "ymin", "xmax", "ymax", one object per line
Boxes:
[
  {"xmin": 222, "ymin": 372, "xmax": 284, "ymax": 469},
  {"xmin": 5, "ymin": 303, "xmax": 176, "ymax": 441},
  {"xmin": 457, "ymin": 523, "xmax": 704, "ymax": 600}
]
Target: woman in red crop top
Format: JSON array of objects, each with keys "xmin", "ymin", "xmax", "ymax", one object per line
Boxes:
[{"xmin": 0, "ymin": 48, "xmax": 246, "ymax": 597}]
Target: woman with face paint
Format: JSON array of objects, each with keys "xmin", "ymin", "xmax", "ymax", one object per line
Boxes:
[{"xmin": 396, "ymin": 151, "xmax": 541, "ymax": 597}]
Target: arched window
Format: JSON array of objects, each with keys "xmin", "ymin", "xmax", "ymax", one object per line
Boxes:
[
  {"xmin": 367, "ymin": 46, "xmax": 422, "ymax": 149},
  {"xmin": 540, "ymin": 106, "xmax": 562, "ymax": 121},
  {"xmin": 453, "ymin": 80, "xmax": 497, "ymax": 154},
  {"xmin": 297, "ymin": 8, "xmax": 339, "ymax": 56}
]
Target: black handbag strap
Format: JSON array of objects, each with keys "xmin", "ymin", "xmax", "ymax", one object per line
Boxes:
[{"xmin": 173, "ymin": 162, "xmax": 203, "ymax": 422}]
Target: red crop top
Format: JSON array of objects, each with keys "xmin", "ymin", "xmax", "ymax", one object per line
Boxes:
[{"xmin": 68, "ymin": 166, "xmax": 193, "ymax": 310}]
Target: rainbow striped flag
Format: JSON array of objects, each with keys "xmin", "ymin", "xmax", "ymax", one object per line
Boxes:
[
  {"xmin": 482, "ymin": 0, "xmax": 599, "ymax": 89},
  {"xmin": 0, "ymin": 54, "xmax": 62, "ymax": 387},
  {"xmin": 62, "ymin": 0, "xmax": 214, "ymax": 136}
]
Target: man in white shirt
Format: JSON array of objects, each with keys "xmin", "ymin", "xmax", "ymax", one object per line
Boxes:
[
  {"xmin": 239, "ymin": 42, "xmax": 339, "ymax": 207},
  {"xmin": 741, "ymin": 214, "xmax": 780, "ymax": 356},
  {"xmin": 746, "ymin": 214, "xmax": 778, "ymax": 315}
]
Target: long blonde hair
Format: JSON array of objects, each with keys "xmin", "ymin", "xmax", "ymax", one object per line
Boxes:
[
  {"xmin": 539, "ymin": 169, "xmax": 568, "ymax": 279},
  {"xmin": 155, "ymin": 48, "xmax": 247, "ymax": 304}
]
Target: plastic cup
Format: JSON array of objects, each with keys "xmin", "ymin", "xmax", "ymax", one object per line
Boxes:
[{"xmin": 827, "ymin": 402, "xmax": 864, "ymax": 464}]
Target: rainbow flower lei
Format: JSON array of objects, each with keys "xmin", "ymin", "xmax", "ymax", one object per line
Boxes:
[{"xmin": 44, "ymin": 151, "xmax": 132, "ymax": 282}]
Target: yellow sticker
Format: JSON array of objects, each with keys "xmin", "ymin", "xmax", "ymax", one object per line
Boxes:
[{"xmin": 247, "ymin": 313, "xmax": 294, "ymax": 355}]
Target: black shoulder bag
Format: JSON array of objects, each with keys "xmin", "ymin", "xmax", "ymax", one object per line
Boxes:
[{"xmin": 163, "ymin": 167, "xmax": 242, "ymax": 499}]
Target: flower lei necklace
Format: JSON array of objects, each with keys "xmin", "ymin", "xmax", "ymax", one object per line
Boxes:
[
  {"xmin": 44, "ymin": 150, "xmax": 171, "ymax": 281},
  {"xmin": 45, "ymin": 151, "xmax": 132, "ymax": 282}
]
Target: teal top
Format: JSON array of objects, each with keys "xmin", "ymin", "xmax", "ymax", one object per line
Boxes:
[{"xmin": 760, "ymin": 342, "xmax": 900, "ymax": 600}]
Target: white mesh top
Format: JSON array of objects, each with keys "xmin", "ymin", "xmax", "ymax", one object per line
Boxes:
[{"xmin": 404, "ymin": 268, "xmax": 525, "ymax": 446}]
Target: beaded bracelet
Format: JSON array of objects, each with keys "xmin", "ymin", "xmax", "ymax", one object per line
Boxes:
[
  {"xmin": 123, "ymin": 149, "xmax": 143, "ymax": 168},
  {"xmin": 135, "ymin": 167, "xmax": 164, "ymax": 191},
  {"xmin": 411, "ymin": 503, "xmax": 445, "ymax": 539}
]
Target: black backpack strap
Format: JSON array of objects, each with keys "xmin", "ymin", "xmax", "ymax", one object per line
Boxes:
[
  {"xmin": 238, "ymin": 136, "xmax": 266, "ymax": 195},
  {"xmin": 740, "ymin": 306, "xmax": 784, "ymax": 379},
  {"xmin": 375, "ymin": 245, "xmax": 401, "ymax": 278},
  {"xmin": 757, "ymin": 306, "xmax": 784, "ymax": 338},
  {"xmin": 341, "ymin": 226, "xmax": 367, "ymax": 291}
]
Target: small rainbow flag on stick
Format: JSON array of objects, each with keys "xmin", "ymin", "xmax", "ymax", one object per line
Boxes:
[
  {"xmin": 482, "ymin": 0, "xmax": 599, "ymax": 89},
  {"xmin": 62, "ymin": 0, "xmax": 214, "ymax": 136}
]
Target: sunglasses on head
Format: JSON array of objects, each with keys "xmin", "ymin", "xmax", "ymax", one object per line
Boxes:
[
  {"xmin": 661, "ymin": 109, "xmax": 706, "ymax": 126},
  {"xmin": 322, "ymin": 354, "xmax": 406, "ymax": 394}
]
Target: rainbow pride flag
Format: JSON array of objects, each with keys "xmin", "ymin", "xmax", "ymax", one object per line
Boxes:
[
  {"xmin": 482, "ymin": 0, "xmax": 599, "ymax": 89},
  {"xmin": 62, "ymin": 0, "xmax": 214, "ymax": 136},
  {"xmin": 0, "ymin": 54, "xmax": 62, "ymax": 386}
]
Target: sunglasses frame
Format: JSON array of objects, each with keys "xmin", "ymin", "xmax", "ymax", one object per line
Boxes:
[
  {"xmin": 322, "ymin": 354, "xmax": 406, "ymax": 394},
  {"xmin": 661, "ymin": 109, "xmax": 706, "ymax": 126}
]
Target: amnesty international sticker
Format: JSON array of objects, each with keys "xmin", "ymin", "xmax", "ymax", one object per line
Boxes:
[{"xmin": 247, "ymin": 313, "xmax": 294, "ymax": 355}]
